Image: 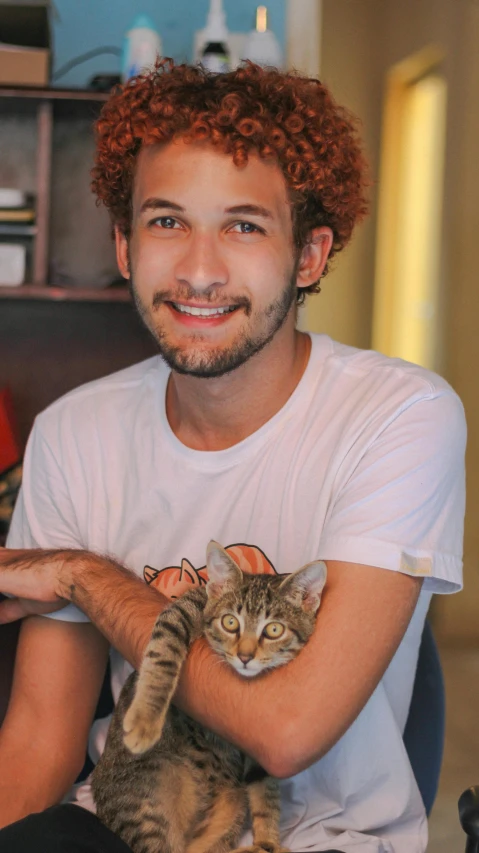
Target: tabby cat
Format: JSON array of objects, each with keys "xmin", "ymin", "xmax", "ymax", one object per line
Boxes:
[{"xmin": 92, "ymin": 541, "xmax": 327, "ymax": 853}]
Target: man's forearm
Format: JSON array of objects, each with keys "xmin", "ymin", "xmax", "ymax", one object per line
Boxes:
[{"xmin": 61, "ymin": 552, "xmax": 168, "ymax": 670}]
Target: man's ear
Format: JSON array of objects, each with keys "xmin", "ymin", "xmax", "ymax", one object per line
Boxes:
[
  {"xmin": 295, "ymin": 226, "xmax": 333, "ymax": 292},
  {"xmin": 115, "ymin": 226, "xmax": 130, "ymax": 280}
]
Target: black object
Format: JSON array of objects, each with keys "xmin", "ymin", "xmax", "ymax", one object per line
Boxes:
[
  {"xmin": 0, "ymin": 1, "xmax": 50, "ymax": 50},
  {"xmin": 0, "ymin": 804, "xmax": 134, "ymax": 852},
  {"xmin": 201, "ymin": 40, "xmax": 231, "ymax": 73},
  {"xmin": 203, "ymin": 40, "xmax": 228, "ymax": 55},
  {"xmin": 459, "ymin": 786, "xmax": 479, "ymax": 853},
  {"xmin": 88, "ymin": 73, "xmax": 122, "ymax": 92}
]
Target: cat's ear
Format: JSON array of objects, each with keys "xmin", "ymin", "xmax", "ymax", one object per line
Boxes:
[
  {"xmin": 206, "ymin": 541, "xmax": 243, "ymax": 600},
  {"xmin": 279, "ymin": 560, "xmax": 327, "ymax": 614}
]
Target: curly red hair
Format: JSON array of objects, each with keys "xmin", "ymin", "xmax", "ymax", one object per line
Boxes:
[{"xmin": 91, "ymin": 59, "xmax": 369, "ymax": 297}]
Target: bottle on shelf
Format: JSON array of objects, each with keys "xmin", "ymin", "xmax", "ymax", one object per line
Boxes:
[
  {"xmin": 122, "ymin": 15, "xmax": 162, "ymax": 82},
  {"xmin": 242, "ymin": 6, "xmax": 283, "ymax": 69},
  {"xmin": 201, "ymin": 0, "xmax": 231, "ymax": 73}
]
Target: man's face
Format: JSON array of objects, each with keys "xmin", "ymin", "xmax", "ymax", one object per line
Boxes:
[{"xmin": 119, "ymin": 139, "xmax": 302, "ymax": 378}]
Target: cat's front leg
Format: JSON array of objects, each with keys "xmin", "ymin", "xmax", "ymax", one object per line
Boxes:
[
  {"xmin": 123, "ymin": 587, "xmax": 207, "ymax": 754},
  {"xmin": 232, "ymin": 761, "xmax": 289, "ymax": 853}
]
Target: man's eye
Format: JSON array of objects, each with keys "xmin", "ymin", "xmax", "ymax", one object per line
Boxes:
[
  {"xmin": 231, "ymin": 222, "xmax": 263, "ymax": 234},
  {"xmin": 152, "ymin": 216, "xmax": 179, "ymax": 229}
]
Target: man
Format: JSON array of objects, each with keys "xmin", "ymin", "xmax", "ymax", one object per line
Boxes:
[{"xmin": 0, "ymin": 60, "xmax": 466, "ymax": 853}]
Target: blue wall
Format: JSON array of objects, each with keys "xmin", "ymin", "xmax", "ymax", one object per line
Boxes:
[{"xmin": 51, "ymin": 0, "xmax": 286, "ymax": 88}]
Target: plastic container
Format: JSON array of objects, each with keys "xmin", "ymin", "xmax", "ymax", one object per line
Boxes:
[
  {"xmin": 0, "ymin": 189, "xmax": 27, "ymax": 209},
  {"xmin": 0, "ymin": 243, "xmax": 26, "ymax": 287},
  {"xmin": 201, "ymin": 0, "xmax": 231, "ymax": 73},
  {"xmin": 242, "ymin": 6, "xmax": 283, "ymax": 69},
  {"xmin": 121, "ymin": 15, "xmax": 162, "ymax": 82}
]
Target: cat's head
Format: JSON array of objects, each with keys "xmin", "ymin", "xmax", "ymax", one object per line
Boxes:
[{"xmin": 203, "ymin": 541, "xmax": 327, "ymax": 678}]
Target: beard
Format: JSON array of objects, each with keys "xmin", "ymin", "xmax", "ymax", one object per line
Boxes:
[{"xmin": 130, "ymin": 267, "xmax": 299, "ymax": 379}]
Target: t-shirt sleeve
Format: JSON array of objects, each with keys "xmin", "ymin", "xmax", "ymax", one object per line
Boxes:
[
  {"xmin": 317, "ymin": 389, "xmax": 466, "ymax": 593},
  {"xmin": 6, "ymin": 417, "xmax": 90, "ymax": 622}
]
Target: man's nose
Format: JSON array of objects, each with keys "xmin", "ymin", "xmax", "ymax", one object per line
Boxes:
[{"xmin": 174, "ymin": 233, "xmax": 228, "ymax": 293}]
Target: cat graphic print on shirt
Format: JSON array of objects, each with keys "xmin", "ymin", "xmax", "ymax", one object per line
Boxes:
[{"xmin": 144, "ymin": 543, "xmax": 278, "ymax": 600}]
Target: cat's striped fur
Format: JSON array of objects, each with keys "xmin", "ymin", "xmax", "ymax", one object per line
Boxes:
[{"xmin": 92, "ymin": 541, "xmax": 327, "ymax": 853}]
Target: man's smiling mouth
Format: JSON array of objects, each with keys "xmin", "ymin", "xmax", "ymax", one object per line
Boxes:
[{"xmin": 169, "ymin": 302, "xmax": 238, "ymax": 317}]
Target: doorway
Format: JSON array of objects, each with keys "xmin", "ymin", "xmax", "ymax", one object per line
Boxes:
[{"xmin": 372, "ymin": 47, "xmax": 447, "ymax": 370}]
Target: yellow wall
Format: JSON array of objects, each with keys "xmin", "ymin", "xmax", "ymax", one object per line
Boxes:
[
  {"xmin": 300, "ymin": 0, "xmax": 383, "ymax": 349},
  {"xmin": 439, "ymin": 4, "xmax": 479, "ymax": 643},
  {"xmin": 309, "ymin": 0, "xmax": 479, "ymax": 642}
]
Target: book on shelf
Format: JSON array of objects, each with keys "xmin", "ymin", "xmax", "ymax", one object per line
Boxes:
[{"xmin": 0, "ymin": 208, "xmax": 35, "ymax": 223}]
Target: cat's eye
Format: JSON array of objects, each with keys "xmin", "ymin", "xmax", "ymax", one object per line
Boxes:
[
  {"xmin": 221, "ymin": 614, "xmax": 240, "ymax": 633},
  {"xmin": 263, "ymin": 622, "xmax": 285, "ymax": 639}
]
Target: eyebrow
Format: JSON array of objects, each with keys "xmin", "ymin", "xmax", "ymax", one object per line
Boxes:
[
  {"xmin": 139, "ymin": 198, "xmax": 274, "ymax": 220},
  {"xmin": 226, "ymin": 204, "xmax": 273, "ymax": 220},
  {"xmin": 140, "ymin": 198, "xmax": 183, "ymax": 214}
]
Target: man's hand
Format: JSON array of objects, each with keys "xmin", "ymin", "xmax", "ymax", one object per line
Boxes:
[
  {"xmin": 0, "ymin": 547, "xmax": 168, "ymax": 670},
  {"xmin": 0, "ymin": 548, "xmax": 72, "ymax": 623}
]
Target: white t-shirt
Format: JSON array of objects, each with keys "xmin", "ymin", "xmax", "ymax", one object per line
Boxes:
[{"xmin": 7, "ymin": 333, "xmax": 466, "ymax": 853}]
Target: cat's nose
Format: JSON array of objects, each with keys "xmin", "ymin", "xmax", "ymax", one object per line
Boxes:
[{"xmin": 238, "ymin": 652, "xmax": 254, "ymax": 665}]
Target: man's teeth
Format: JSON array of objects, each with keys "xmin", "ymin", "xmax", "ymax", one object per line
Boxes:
[{"xmin": 173, "ymin": 303, "xmax": 235, "ymax": 316}]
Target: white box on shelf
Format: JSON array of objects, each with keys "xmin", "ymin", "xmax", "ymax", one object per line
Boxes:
[
  {"xmin": 0, "ymin": 243, "xmax": 26, "ymax": 286},
  {"xmin": 0, "ymin": 188, "xmax": 27, "ymax": 208}
]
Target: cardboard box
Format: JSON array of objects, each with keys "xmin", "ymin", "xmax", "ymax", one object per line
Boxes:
[{"xmin": 0, "ymin": 2, "xmax": 51, "ymax": 87}]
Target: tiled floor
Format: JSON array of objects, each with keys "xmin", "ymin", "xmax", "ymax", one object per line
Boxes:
[{"xmin": 427, "ymin": 646, "xmax": 479, "ymax": 852}]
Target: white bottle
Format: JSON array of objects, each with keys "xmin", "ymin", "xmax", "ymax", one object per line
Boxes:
[
  {"xmin": 122, "ymin": 15, "xmax": 162, "ymax": 82},
  {"xmin": 242, "ymin": 6, "xmax": 283, "ymax": 69},
  {"xmin": 201, "ymin": 0, "xmax": 231, "ymax": 73}
]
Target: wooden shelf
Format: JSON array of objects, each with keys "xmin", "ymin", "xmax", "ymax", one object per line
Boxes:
[
  {"xmin": 0, "ymin": 89, "xmax": 117, "ymax": 304},
  {"xmin": 0, "ymin": 284, "xmax": 131, "ymax": 302},
  {"xmin": 0, "ymin": 86, "xmax": 110, "ymax": 102}
]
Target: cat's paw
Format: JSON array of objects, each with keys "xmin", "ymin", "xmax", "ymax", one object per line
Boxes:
[{"xmin": 122, "ymin": 702, "xmax": 166, "ymax": 755}]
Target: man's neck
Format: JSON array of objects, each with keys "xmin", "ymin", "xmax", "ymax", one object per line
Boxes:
[{"xmin": 165, "ymin": 327, "xmax": 311, "ymax": 451}]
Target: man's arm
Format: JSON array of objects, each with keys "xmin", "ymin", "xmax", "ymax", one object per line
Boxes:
[
  {"xmin": 0, "ymin": 550, "xmax": 422, "ymax": 779},
  {"xmin": 175, "ymin": 559, "xmax": 423, "ymax": 778},
  {"xmin": 0, "ymin": 615, "xmax": 109, "ymax": 828}
]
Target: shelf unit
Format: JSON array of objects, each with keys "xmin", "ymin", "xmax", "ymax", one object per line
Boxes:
[
  {"xmin": 0, "ymin": 86, "xmax": 128, "ymax": 302},
  {"xmin": 0, "ymin": 284, "xmax": 130, "ymax": 301}
]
